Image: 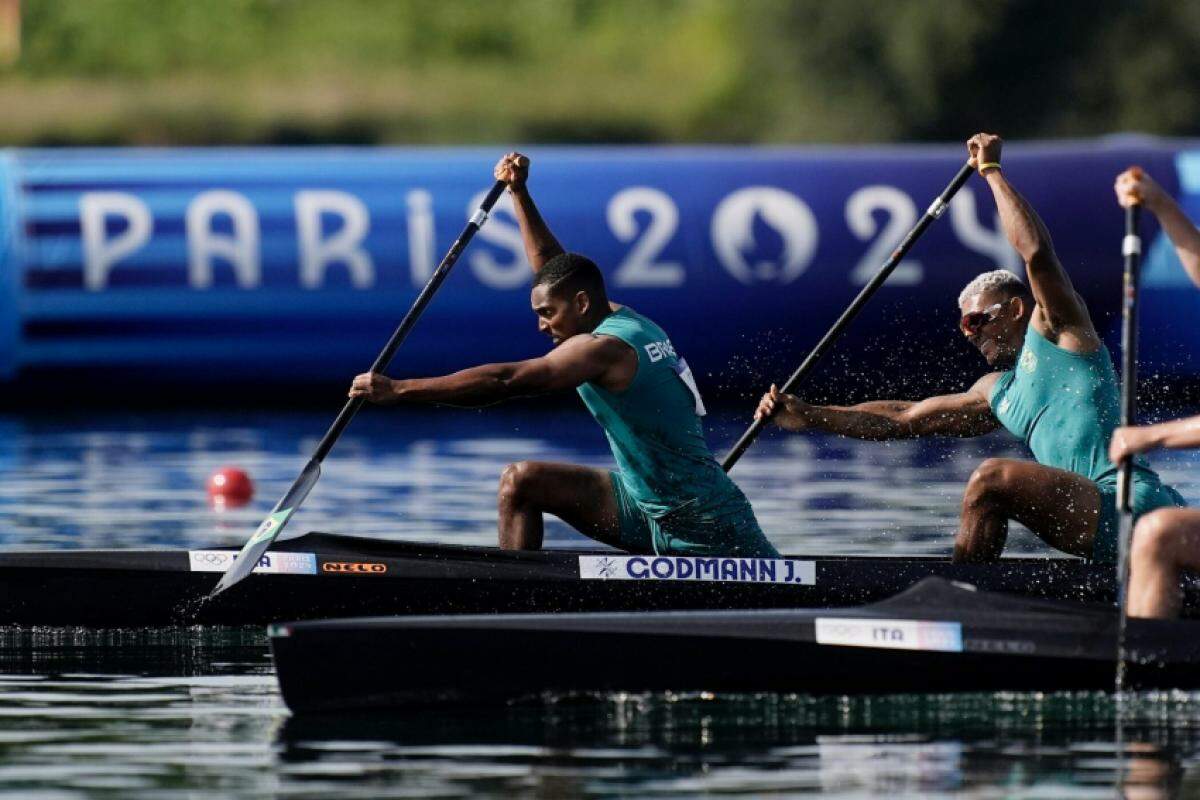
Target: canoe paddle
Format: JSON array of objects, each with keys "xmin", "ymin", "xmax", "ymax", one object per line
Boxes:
[
  {"xmin": 209, "ymin": 176, "xmax": 510, "ymax": 598},
  {"xmin": 721, "ymin": 160, "xmax": 975, "ymax": 472},
  {"xmin": 1115, "ymin": 171, "xmax": 1143, "ymax": 688}
]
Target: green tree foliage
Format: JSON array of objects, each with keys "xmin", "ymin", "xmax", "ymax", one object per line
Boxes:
[{"xmin": 2, "ymin": 0, "xmax": 1199, "ymax": 145}]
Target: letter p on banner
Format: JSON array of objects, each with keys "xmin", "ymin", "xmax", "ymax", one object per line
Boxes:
[{"xmin": 79, "ymin": 192, "xmax": 153, "ymax": 291}]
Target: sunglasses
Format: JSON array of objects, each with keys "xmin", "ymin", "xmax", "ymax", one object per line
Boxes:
[{"xmin": 959, "ymin": 300, "xmax": 1010, "ymax": 336}]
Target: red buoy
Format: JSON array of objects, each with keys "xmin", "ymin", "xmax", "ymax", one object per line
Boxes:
[{"xmin": 207, "ymin": 466, "xmax": 254, "ymax": 508}]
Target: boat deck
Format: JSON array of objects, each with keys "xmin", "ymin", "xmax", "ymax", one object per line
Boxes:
[{"xmin": 0, "ymin": 531, "xmax": 1187, "ymax": 628}]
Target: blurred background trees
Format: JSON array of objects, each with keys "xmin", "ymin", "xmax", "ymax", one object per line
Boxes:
[{"xmin": 1, "ymin": 0, "xmax": 1197, "ymax": 146}]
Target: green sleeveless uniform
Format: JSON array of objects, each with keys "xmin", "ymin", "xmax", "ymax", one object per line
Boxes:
[
  {"xmin": 988, "ymin": 323, "xmax": 1185, "ymax": 562},
  {"xmin": 577, "ymin": 307, "xmax": 779, "ymax": 558}
]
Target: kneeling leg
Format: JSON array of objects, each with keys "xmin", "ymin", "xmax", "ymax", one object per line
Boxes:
[
  {"xmin": 497, "ymin": 461, "xmax": 621, "ymax": 550},
  {"xmin": 955, "ymin": 458, "xmax": 1101, "ymax": 562},
  {"xmin": 1128, "ymin": 508, "xmax": 1200, "ymax": 619}
]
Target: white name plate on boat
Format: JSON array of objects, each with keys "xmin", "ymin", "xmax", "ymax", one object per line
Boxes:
[
  {"xmin": 814, "ymin": 618, "xmax": 963, "ymax": 653},
  {"xmin": 188, "ymin": 550, "xmax": 317, "ymax": 575},
  {"xmin": 578, "ymin": 555, "xmax": 816, "ymax": 584}
]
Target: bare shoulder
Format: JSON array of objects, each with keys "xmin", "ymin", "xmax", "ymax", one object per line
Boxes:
[
  {"xmin": 1030, "ymin": 296, "xmax": 1102, "ymax": 353},
  {"xmin": 559, "ymin": 333, "xmax": 633, "ymax": 364},
  {"xmin": 969, "ymin": 371, "xmax": 1004, "ymax": 400},
  {"xmin": 576, "ymin": 332, "xmax": 638, "ymax": 392},
  {"xmin": 589, "ymin": 332, "xmax": 637, "ymax": 362}
]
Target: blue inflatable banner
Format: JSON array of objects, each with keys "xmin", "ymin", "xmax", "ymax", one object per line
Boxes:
[{"xmin": 0, "ymin": 141, "xmax": 1193, "ymax": 395}]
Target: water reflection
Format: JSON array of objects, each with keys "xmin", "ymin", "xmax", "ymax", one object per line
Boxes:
[
  {"xmin": 274, "ymin": 693, "xmax": 1200, "ymax": 798},
  {"xmin": 0, "ymin": 627, "xmax": 267, "ymax": 676},
  {"xmin": 1, "ymin": 676, "xmax": 1193, "ymax": 798},
  {"xmin": 0, "ymin": 670, "xmax": 282, "ymax": 798}
]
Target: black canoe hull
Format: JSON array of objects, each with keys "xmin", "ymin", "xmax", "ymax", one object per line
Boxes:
[
  {"xmin": 1, "ymin": 531, "xmax": 1194, "ymax": 628},
  {"xmin": 270, "ymin": 579, "xmax": 1200, "ymax": 712},
  {"xmin": 271, "ymin": 631, "xmax": 1121, "ymax": 711}
]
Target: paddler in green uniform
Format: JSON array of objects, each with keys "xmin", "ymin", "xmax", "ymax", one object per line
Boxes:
[
  {"xmin": 350, "ymin": 153, "xmax": 779, "ymax": 559},
  {"xmin": 756, "ymin": 133, "xmax": 1184, "ymax": 563},
  {"xmin": 1107, "ymin": 166, "xmax": 1200, "ymax": 617}
]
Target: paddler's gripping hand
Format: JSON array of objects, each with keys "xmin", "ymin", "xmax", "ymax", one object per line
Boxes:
[
  {"xmin": 1114, "ymin": 167, "xmax": 1164, "ymax": 211},
  {"xmin": 350, "ymin": 372, "xmax": 402, "ymax": 405},
  {"xmin": 1109, "ymin": 425, "xmax": 1156, "ymax": 465},
  {"xmin": 494, "ymin": 152, "xmax": 530, "ymax": 193},
  {"xmin": 966, "ymin": 133, "xmax": 1002, "ymax": 175},
  {"xmin": 754, "ymin": 384, "xmax": 810, "ymax": 432}
]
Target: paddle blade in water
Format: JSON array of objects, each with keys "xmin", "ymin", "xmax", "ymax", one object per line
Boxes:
[
  {"xmin": 208, "ymin": 460, "xmax": 322, "ymax": 598},
  {"xmin": 207, "ymin": 179, "xmax": 504, "ymax": 600}
]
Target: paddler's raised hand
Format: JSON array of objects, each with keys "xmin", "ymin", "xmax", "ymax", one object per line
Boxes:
[
  {"xmin": 754, "ymin": 384, "xmax": 810, "ymax": 431},
  {"xmin": 1115, "ymin": 167, "xmax": 1165, "ymax": 211},
  {"xmin": 350, "ymin": 372, "xmax": 402, "ymax": 405},
  {"xmin": 966, "ymin": 133, "xmax": 1002, "ymax": 174},
  {"xmin": 494, "ymin": 152, "xmax": 529, "ymax": 192}
]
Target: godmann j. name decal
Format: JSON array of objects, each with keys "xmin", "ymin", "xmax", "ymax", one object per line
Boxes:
[
  {"xmin": 578, "ymin": 555, "xmax": 816, "ymax": 585},
  {"xmin": 187, "ymin": 550, "xmax": 317, "ymax": 575},
  {"xmin": 814, "ymin": 618, "xmax": 963, "ymax": 653}
]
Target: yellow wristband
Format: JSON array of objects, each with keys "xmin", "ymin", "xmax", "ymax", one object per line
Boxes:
[{"xmin": 978, "ymin": 162, "xmax": 1001, "ymax": 176}]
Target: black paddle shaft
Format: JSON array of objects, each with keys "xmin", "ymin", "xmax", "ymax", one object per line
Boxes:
[
  {"xmin": 209, "ymin": 179, "xmax": 506, "ymax": 598},
  {"xmin": 312, "ymin": 180, "xmax": 507, "ymax": 463},
  {"xmin": 1116, "ymin": 199, "xmax": 1143, "ymax": 690},
  {"xmin": 721, "ymin": 161, "xmax": 975, "ymax": 472},
  {"xmin": 1116, "ymin": 203, "xmax": 1143, "ymax": 602},
  {"xmin": 1117, "ymin": 204, "xmax": 1143, "ymax": 515}
]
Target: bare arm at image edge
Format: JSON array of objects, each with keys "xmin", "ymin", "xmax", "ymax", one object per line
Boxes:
[{"xmin": 1115, "ymin": 167, "xmax": 1200, "ymax": 289}]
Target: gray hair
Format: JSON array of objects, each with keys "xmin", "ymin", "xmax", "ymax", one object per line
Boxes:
[{"xmin": 957, "ymin": 269, "xmax": 1027, "ymax": 308}]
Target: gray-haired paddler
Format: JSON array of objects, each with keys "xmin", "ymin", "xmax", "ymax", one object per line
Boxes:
[{"xmin": 757, "ymin": 133, "xmax": 1185, "ymax": 563}]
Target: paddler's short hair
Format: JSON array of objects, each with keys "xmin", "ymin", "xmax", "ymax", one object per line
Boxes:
[
  {"xmin": 534, "ymin": 252, "xmax": 609, "ymax": 304},
  {"xmin": 958, "ymin": 269, "xmax": 1033, "ymax": 308}
]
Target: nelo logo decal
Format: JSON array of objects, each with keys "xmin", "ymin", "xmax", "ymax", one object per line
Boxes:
[{"xmin": 322, "ymin": 561, "xmax": 388, "ymax": 574}]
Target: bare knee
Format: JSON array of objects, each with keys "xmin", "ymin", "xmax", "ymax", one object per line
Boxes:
[
  {"xmin": 963, "ymin": 458, "xmax": 1017, "ymax": 510},
  {"xmin": 498, "ymin": 461, "xmax": 537, "ymax": 508},
  {"xmin": 1132, "ymin": 509, "xmax": 1182, "ymax": 566}
]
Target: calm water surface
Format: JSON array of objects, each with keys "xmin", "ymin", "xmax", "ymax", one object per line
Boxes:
[{"xmin": 2, "ymin": 406, "xmax": 1199, "ymax": 798}]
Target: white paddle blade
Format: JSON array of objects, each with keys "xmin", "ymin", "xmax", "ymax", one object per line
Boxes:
[{"xmin": 208, "ymin": 461, "xmax": 322, "ymax": 598}]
